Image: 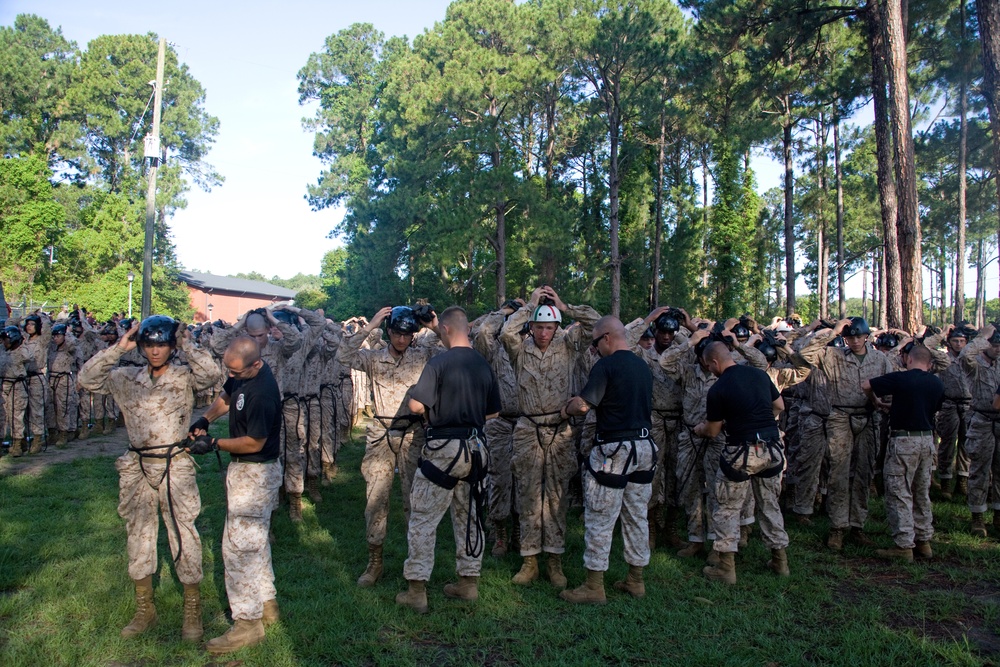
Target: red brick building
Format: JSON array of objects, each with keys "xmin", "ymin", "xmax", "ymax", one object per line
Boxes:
[{"xmin": 179, "ymin": 271, "xmax": 298, "ymax": 324}]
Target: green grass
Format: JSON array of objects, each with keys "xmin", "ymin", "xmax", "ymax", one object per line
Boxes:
[{"xmin": 2, "ymin": 426, "xmax": 999, "ymax": 666}]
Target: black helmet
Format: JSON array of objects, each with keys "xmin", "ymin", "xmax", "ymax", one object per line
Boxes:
[
  {"xmin": 641, "ymin": 325, "xmax": 655, "ymax": 339},
  {"xmin": 413, "ymin": 303, "xmax": 435, "ymax": 324},
  {"xmin": 272, "ymin": 308, "xmax": 301, "ymax": 330},
  {"xmin": 827, "ymin": 335, "xmax": 846, "ymax": 349},
  {"xmin": 23, "ymin": 314, "xmax": 41, "ymax": 333},
  {"xmin": 731, "ymin": 323, "xmax": 751, "ymax": 341},
  {"xmin": 844, "ymin": 317, "xmax": 871, "ymax": 337},
  {"xmin": 755, "ymin": 340, "xmax": 778, "ymax": 365},
  {"xmin": 874, "ymin": 332, "xmax": 899, "ymax": 350},
  {"xmin": 990, "ymin": 329, "xmax": 1000, "ymax": 346},
  {"xmin": 52, "ymin": 323, "xmax": 68, "ymax": 336},
  {"xmin": 900, "ymin": 341, "xmax": 916, "ymax": 354},
  {"xmin": 654, "ymin": 309, "xmax": 682, "ymax": 333},
  {"xmin": 1, "ymin": 325, "xmax": 24, "ymax": 347},
  {"xmin": 949, "ymin": 323, "xmax": 977, "ymax": 340},
  {"xmin": 388, "ymin": 306, "xmax": 419, "ymax": 334},
  {"xmin": 137, "ymin": 315, "xmax": 178, "ymax": 347}
]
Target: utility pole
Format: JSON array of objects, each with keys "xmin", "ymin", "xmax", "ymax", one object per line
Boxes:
[{"xmin": 141, "ymin": 37, "xmax": 166, "ymax": 320}]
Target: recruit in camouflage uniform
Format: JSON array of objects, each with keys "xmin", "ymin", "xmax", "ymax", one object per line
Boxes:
[
  {"xmin": 1, "ymin": 325, "xmax": 36, "ymax": 456},
  {"xmin": 798, "ymin": 318, "xmax": 895, "ymax": 550},
  {"xmin": 78, "ymin": 318, "xmax": 220, "ymax": 641},
  {"xmin": 317, "ymin": 318, "xmax": 349, "ymax": 483},
  {"xmin": 957, "ymin": 325, "xmax": 1000, "ymax": 536},
  {"xmin": 336, "ymin": 306, "xmax": 441, "ymax": 587},
  {"xmin": 472, "ymin": 306, "xmax": 522, "ymax": 557},
  {"xmin": 936, "ymin": 326, "xmax": 973, "ymax": 499},
  {"xmin": 500, "ymin": 286, "xmax": 600, "ymax": 588},
  {"xmin": 46, "ymin": 324, "xmax": 82, "ymax": 446},
  {"xmin": 74, "ymin": 317, "xmax": 106, "ymax": 439},
  {"xmin": 19, "ymin": 313, "xmax": 51, "ymax": 451}
]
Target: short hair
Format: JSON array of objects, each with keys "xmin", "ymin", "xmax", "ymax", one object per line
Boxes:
[
  {"xmin": 593, "ymin": 315, "xmax": 625, "ymax": 339},
  {"xmin": 907, "ymin": 344, "xmax": 932, "ymax": 365},
  {"xmin": 225, "ymin": 336, "xmax": 261, "ymax": 367},
  {"xmin": 704, "ymin": 341, "xmax": 731, "ymax": 365},
  {"xmin": 438, "ymin": 306, "xmax": 468, "ymax": 329},
  {"xmin": 245, "ymin": 312, "xmax": 268, "ymax": 334}
]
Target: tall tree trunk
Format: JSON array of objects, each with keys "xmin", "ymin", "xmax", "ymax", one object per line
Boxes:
[
  {"xmin": 955, "ymin": 0, "xmax": 970, "ymax": 324},
  {"xmin": 976, "ymin": 0, "xmax": 1000, "ymax": 305},
  {"xmin": 834, "ymin": 116, "xmax": 846, "ymax": 318},
  {"xmin": 817, "ymin": 116, "xmax": 829, "ymax": 319},
  {"xmin": 879, "ymin": 244, "xmax": 888, "ymax": 328},
  {"xmin": 884, "ymin": 0, "xmax": 923, "ymax": 330},
  {"xmin": 702, "ymin": 150, "xmax": 710, "ymax": 290},
  {"xmin": 974, "ymin": 239, "xmax": 985, "ymax": 326},
  {"xmin": 867, "ymin": 0, "xmax": 903, "ymax": 327},
  {"xmin": 652, "ymin": 98, "xmax": 666, "ymax": 307},
  {"xmin": 608, "ymin": 108, "xmax": 622, "ymax": 318},
  {"xmin": 783, "ymin": 109, "xmax": 796, "ymax": 318}
]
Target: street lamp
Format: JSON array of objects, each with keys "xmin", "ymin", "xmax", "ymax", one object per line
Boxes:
[
  {"xmin": 207, "ymin": 303, "xmax": 213, "ymax": 322},
  {"xmin": 127, "ymin": 270, "xmax": 135, "ymax": 318}
]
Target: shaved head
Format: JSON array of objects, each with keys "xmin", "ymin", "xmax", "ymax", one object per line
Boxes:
[
  {"xmin": 905, "ymin": 344, "xmax": 932, "ymax": 370},
  {"xmin": 225, "ymin": 336, "xmax": 261, "ymax": 367},
  {"xmin": 593, "ymin": 315, "xmax": 626, "ymax": 340},
  {"xmin": 245, "ymin": 313, "xmax": 268, "ymax": 334},
  {"xmin": 704, "ymin": 341, "xmax": 731, "ymax": 365}
]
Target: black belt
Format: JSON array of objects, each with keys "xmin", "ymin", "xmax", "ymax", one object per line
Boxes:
[
  {"xmin": 890, "ymin": 430, "xmax": 933, "ymax": 438},
  {"xmin": 231, "ymin": 455, "xmax": 278, "ymax": 464},
  {"xmin": 972, "ymin": 409, "xmax": 1000, "ymax": 421},
  {"xmin": 597, "ymin": 428, "xmax": 650, "ymax": 442},
  {"xmin": 832, "ymin": 405, "xmax": 873, "ymax": 416},
  {"xmin": 425, "ymin": 426, "xmax": 480, "ymax": 441}
]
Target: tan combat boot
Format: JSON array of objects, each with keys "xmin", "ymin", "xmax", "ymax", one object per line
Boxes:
[
  {"xmin": 77, "ymin": 423, "xmax": 90, "ymax": 440},
  {"xmin": 10, "ymin": 439, "xmax": 24, "ymax": 457},
  {"xmin": 121, "ymin": 576, "xmax": 157, "ymax": 638},
  {"xmin": 972, "ymin": 513, "xmax": 988, "ymax": 538},
  {"xmin": 914, "ymin": 541, "xmax": 933, "ymax": 559},
  {"xmin": 875, "ymin": 546, "xmax": 914, "ymax": 562},
  {"xmin": 443, "ymin": 575, "xmax": 479, "ymax": 601},
  {"xmin": 956, "ymin": 476, "xmax": 968, "ymax": 496},
  {"xmin": 547, "ymin": 553, "xmax": 567, "ymax": 589},
  {"xmin": 738, "ymin": 524, "xmax": 752, "ymax": 548},
  {"xmin": 395, "ymin": 580, "xmax": 429, "ymax": 613},
  {"xmin": 262, "ymin": 598, "xmax": 280, "ymax": 627},
  {"xmin": 703, "ymin": 551, "xmax": 737, "ymax": 585},
  {"xmin": 28, "ymin": 435, "xmax": 44, "ymax": 454},
  {"xmin": 357, "ymin": 543, "xmax": 383, "ymax": 587},
  {"xmin": 677, "ymin": 541, "xmax": 704, "ymax": 558},
  {"xmin": 768, "ymin": 548, "xmax": 790, "ymax": 576},
  {"xmin": 827, "ymin": 528, "xmax": 845, "ymax": 551},
  {"xmin": 288, "ymin": 493, "xmax": 303, "ymax": 523},
  {"xmin": 205, "ymin": 618, "xmax": 265, "ymax": 655},
  {"xmin": 559, "ymin": 569, "xmax": 607, "ymax": 605},
  {"xmin": 613, "ymin": 565, "xmax": 645, "ymax": 598},
  {"xmin": 849, "ymin": 528, "xmax": 876, "ymax": 548},
  {"xmin": 511, "ymin": 555, "xmax": 539, "ymax": 585},
  {"xmin": 321, "ymin": 462, "xmax": 338, "ymax": 486},
  {"xmin": 53, "ymin": 430, "xmax": 67, "ymax": 448},
  {"xmin": 491, "ymin": 522, "xmax": 508, "ymax": 558},
  {"xmin": 181, "ymin": 583, "xmax": 203, "ymax": 642},
  {"xmin": 307, "ymin": 476, "xmax": 323, "ymax": 503},
  {"xmin": 663, "ymin": 506, "xmax": 684, "ymax": 548},
  {"xmin": 102, "ymin": 417, "xmax": 115, "ymax": 434},
  {"xmin": 940, "ymin": 478, "xmax": 954, "ymax": 501}
]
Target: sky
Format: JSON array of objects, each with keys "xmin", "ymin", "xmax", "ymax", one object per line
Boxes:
[{"xmin": 3, "ymin": 1, "xmax": 992, "ymax": 307}]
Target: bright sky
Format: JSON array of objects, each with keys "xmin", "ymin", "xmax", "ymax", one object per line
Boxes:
[{"xmin": 2, "ymin": 1, "xmax": 992, "ymax": 308}]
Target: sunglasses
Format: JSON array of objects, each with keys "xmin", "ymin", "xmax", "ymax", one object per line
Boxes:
[{"xmin": 591, "ymin": 332, "xmax": 607, "ymax": 349}]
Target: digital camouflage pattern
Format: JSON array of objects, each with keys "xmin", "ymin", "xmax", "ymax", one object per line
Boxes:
[{"xmin": 883, "ymin": 434, "xmax": 935, "ymax": 549}]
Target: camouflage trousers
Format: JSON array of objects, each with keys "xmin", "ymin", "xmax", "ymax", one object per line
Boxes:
[
  {"xmin": 223, "ymin": 459, "xmax": 282, "ymax": 621},
  {"xmin": 883, "ymin": 435, "xmax": 934, "ymax": 548},
  {"xmin": 77, "ymin": 389, "xmax": 111, "ymax": 428},
  {"xmin": 675, "ymin": 428, "xmax": 725, "ymax": 543},
  {"xmin": 649, "ymin": 412, "xmax": 681, "ymax": 509},
  {"xmin": 25, "ymin": 374, "xmax": 45, "ymax": 438},
  {"xmin": 484, "ymin": 416, "xmax": 516, "ymax": 523},
  {"xmin": 936, "ymin": 402, "xmax": 970, "ymax": 481},
  {"xmin": 826, "ymin": 410, "xmax": 879, "ymax": 530},
  {"xmin": 362, "ymin": 423, "xmax": 423, "ymax": 546},
  {"xmin": 582, "ymin": 438, "xmax": 655, "ymax": 571},
  {"xmin": 403, "ymin": 435, "xmax": 488, "ymax": 581},
  {"xmin": 512, "ymin": 417, "xmax": 577, "ymax": 556},
  {"xmin": 47, "ymin": 373, "xmax": 78, "ymax": 432},
  {"xmin": 712, "ymin": 467, "xmax": 788, "ymax": 553},
  {"xmin": 964, "ymin": 413, "xmax": 1000, "ymax": 513},
  {"xmin": 781, "ymin": 398, "xmax": 802, "ymax": 484},
  {"xmin": 791, "ymin": 412, "xmax": 829, "ymax": 516},
  {"xmin": 303, "ymin": 395, "xmax": 322, "ymax": 473},
  {"xmin": 115, "ymin": 451, "xmax": 203, "ymax": 584},
  {"xmin": 2, "ymin": 378, "xmax": 27, "ymax": 440},
  {"xmin": 281, "ymin": 397, "xmax": 309, "ymax": 494},
  {"xmin": 318, "ymin": 384, "xmax": 345, "ymax": 465}
]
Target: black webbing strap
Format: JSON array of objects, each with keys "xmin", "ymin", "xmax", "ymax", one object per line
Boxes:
[
  {"xmin": 719, "ymin": 438, "xmax": 784, "ymax": 483},
  {"xmin": 585, "ymin": 438, "xmax": 657, "ymax": 489},
  {"xmin": 418, "ymin": 429, "xmax": 488, "ymax": 558},
  {"xmin": 521, "ymin": 411, "xmax": 566, "ymax": 449},
  {"xmin": 128, "ymin": 440, "xmax": 191, "ymax": 565}
]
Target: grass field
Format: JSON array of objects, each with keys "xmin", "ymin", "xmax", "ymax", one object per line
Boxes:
[{"xmin": 2, "ymin": 423, "xmax": 1000, "ymax": 666}]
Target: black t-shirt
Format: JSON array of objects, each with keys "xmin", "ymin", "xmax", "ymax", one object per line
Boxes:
[
  {"xmin": 409, "ymin": 346, "xmax": 501, "ymax": 430},
  {"xmin": 579, "ymin": 350, "xmax": 653, "ymax": 433},
  {"xmin": 868, "ymin": 369, "xmax": 945, "ymax": 432},
  {"xmin": 222, "ymin": 361, "xmax": 282, "ymax": 462},
  {"xmin": 706, "ymin": 364, "xmax": 780, "ymax": 445}
]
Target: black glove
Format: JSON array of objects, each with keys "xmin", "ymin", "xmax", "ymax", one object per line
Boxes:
[
  {"xmin": 189, "ymin": 416, "xmax": 210, "ymax": 436},
  {"xmin": 188, "ymin": 434, "xmax": 217, "ymax": 455}
]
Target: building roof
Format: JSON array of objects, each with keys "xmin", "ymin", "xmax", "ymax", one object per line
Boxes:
[{"xmin": 178, "ymin": 271, "xmax": 298, "ymax": 299}]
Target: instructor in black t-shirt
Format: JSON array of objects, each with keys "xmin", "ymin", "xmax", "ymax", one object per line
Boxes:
[
  {"xmin": 693, "ymin": 341, "xmax": 790, "ymax": 585},
  {"xmin": 559, "ymin": 315, "xmax": 657, "ymax": 605},
  {"xmin": 395, "ymin": 306, "xmax": 501, "ymax": 614},
  {"xmin": 187, "ymin": 336, "xmax": 283, "ymax": 654},
  {"xmin": 863, "ymin": 344, "xmax": 944, "ymax": 562}
]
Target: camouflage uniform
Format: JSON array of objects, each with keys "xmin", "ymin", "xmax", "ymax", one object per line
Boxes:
[
  {"xmin": 318, "ymin": 321, "xmax": 348, "ymax": 469},
  {"xmin": 582, "ymin": 437, "xmax": 656, "ymax": 570},
  {"xmin": 660, "ymin": 340, "xmax": 768, "ymax": 545},
  {"xmin": 958, "ymin": 336, "xmax": 1000, "ymax": 514},
  {"xmin": 47, "ymin": 333, "xmax": 82, "ymax": 433},
  {"xmin": 223, "ymin": 459, "xmax": 283, "ymax": 620},
  {"xmin": 799, "ymin": 329, "xmax": 894, "ymax": 531},
  {"xmin": 883, "ymin": 434, "xmax": 935, "ymax": 548},
  {"xmin": 789, "ymin": 369, "xmax": 832, "ymax": 516},
  {"xmin": 500, "ymin": 303, "xmax": 600, "ymax": 557},
  {"xmin": 936, "ymin": 350, "xmax": 971, "ymax": 485},
  {"xmin": 283, "ymin": 310, "xmax": 329, "ymax": 494},
  {"xmin": 1, "ymin": 344, "xmax": 30, "ymax": 441},
  {"xmin": 78, "ymin": 343, "xmax": 220, "ymax": 584},
  {"xmin": 473, "ymin": 312, "xmax": 521, "ymax": 526},
  {"xmin": 336, "ymin": 327, "xmax": 440, "ymax": 546},
  {"xmin": 20, "ymin": 320, "xmax": 50, "ymax": 442},
  {"xmin": 712, "ymin": 461, "xmax": 789, "ymax": 554},
  {"xmin": 76, "ymin": 328, "xmax": 108, "ymax": 430}
]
